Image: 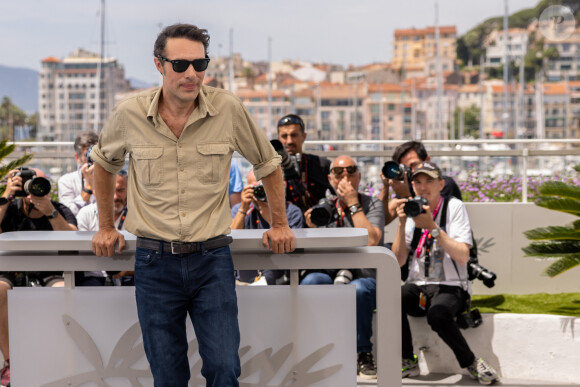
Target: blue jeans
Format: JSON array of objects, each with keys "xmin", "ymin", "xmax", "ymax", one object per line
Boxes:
[
  {"xmin": 135, "ymin": 244, "xmax": 240, "ymax": 387},
  {"xmin": 300, "ymin": 273, "xmax": 376, "ymax": 353}
]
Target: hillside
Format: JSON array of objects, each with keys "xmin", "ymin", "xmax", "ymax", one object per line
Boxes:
[
  {"xmin": 457, "ymin": 0, "xmax": 580, "ymax": 66},
  {"xmin": 0, "ymin": 65, "xmax": 38, "ymax": 113}
]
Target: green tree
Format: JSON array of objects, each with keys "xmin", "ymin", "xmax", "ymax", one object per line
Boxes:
[
  {"xmin": 522, "ymin": 166, "xmax": 580, "ymax": 277},
  {"xmin": 0, "ymin": 138, "xmax": 34, "ymax": 196},
  {"xmin": 0, "ymin": 97, "xmax": 28, "ymax": 141},
  {"xmin": 452, "ymin": 105, "xmax": 480, "ymax": 139}
]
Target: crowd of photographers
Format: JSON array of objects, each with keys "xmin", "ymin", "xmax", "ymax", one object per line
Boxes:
[{"xmin": 0, "ymin": 115, "xmax": 499, "ymax": 385}]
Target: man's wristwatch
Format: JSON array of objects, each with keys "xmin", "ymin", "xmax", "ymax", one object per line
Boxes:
[
  {"xmin": 0, "ymin": 197, "xmax": 9, "ymax": 206},
  {"xmin": 348, "ymin": 203, "xmax": 362, "ymax": 216},
  {"xmin": 431, "ymin": 226, "xmax": 441, "ymax": 238},
  {"xmin": 82, "ymin": 187, "xmax": 93, "ymax": 195},
  {"xmin": 47, "ymin": 208, "xmax": 59, "ymax": 219}
]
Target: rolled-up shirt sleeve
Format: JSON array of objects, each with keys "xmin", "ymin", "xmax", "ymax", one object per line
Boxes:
[{"xmin": 90, "ymin": 107, "xmax": 128, "ymax": 174}]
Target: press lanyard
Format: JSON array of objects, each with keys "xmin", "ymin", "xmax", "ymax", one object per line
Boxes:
[
  {"xmin": 415, "ymin": 196, "xmax": 443, "ymax": 258},
  {"xmin": 117, "ymin": 207, "xmax": 128, "ymax": 230}
]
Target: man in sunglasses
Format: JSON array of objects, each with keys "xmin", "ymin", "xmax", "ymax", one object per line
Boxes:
[
  {"xmin": 303, "ymin": 155, "xmax": 385, "ymax": 380},
  {"xmin": 90, "ymin": 23, "xmax": 295, "ymax": 387},
  {"xmin": 277, "ymin": 114, "xmax": 333, "ymax": 213}
]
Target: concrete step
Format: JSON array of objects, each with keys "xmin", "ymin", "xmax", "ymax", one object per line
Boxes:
[{"xmin": 357, "ymin": 373, "xmax": 580, "ymax": 386}]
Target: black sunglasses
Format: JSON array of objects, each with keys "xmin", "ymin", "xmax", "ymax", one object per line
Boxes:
[
  {"xmin": 157, "ymin": 55, "xmax": 210, "ymax": 73},
  {"xmin": 277, "ymin": 115, "xmax": 304, "ymax": 129},
  {"xmin": 331, "ymin": 165, "xmax": 358, "ymax": 175}
]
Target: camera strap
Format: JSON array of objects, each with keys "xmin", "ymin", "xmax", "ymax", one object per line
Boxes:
[{"xmin": 414, "ymin": 196, "xmax": 443, "ymax": 258}]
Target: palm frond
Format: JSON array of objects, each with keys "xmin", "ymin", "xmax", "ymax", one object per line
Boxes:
[
  {"xmin": 522, "ymin": 243, "xmax": 580, "ymax": 257},
  {"xmin": 574, "ymin": 220, "xmax": 580, "ymax": 231},
  {"xmin": 535, "ymin": 197, "xmax": 580, "ymax": 217},
  {"xmin": 538, "ymin": 181, "xmax": 580, "ymax": 200},
  {"xmin": 523, "ymin": 226, "xmax": 580, "ymax": 241},
  {"xmin": 543, "ymin": 255, "xmax": 580, "ymax": 278}
]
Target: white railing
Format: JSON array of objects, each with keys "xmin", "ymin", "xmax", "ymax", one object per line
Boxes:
[{"xmin": 5, "ymin": 138, "xmax": 580, "ymax": 202}]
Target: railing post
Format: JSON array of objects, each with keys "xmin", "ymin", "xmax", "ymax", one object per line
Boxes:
[{"xmin": 522, "ymin": 148, "xmax": 528, "ymax": 203}]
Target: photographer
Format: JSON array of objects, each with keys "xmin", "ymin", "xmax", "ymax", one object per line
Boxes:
[
  {"xmin": 391, "ymin": 161, "xmax": 498, "ymax": 385},
  {"xmin": 277, "ymin": 114, "xmax": 332, "ymax": 214},
  {"xmin": 0, "ymin": 167, "xmax": 78, "ymax": 386},
  {"xmin": 76, "ymin": 170, "xmax": 132, "ymax": 286},
  {"xmin": 380, "ymin": 140, "xmax": 461, "ymax": 225},
  {"xmin": 303, "ymin": 155, "xmax": 384, "ymax": 380},
  {"xmin": 231, "ymin": 170, "xmax": 304, "ymax": 285},
  {"xmin": 58, "ymin": 130, "xmax": 99, "ymax": 216}
]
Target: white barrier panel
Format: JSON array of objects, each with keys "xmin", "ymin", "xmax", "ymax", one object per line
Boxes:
[
  {"xmin": 10, "ymin": 286, "xmax": 356, "ymax": 386},
  {"xmin": 0, "ymin": 229, "xmax": 401, "ymax": 387}
]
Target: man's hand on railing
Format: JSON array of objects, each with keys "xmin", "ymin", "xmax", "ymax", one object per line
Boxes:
[{"xmin": 92, "ymin": 228, "xmax": 126, "ymax": 257}]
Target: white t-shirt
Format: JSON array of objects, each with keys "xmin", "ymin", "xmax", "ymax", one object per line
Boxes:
[
  {"xmin": 57, "ymin": 169, "xmax": 96, "ymax": 216},
  {"xmin": 76, "ymin": 203, "xmax": 126, "ymax": 278},
  {"xmin": 405, "ymin": 196, "xmax": 472, "ymax": 291}
]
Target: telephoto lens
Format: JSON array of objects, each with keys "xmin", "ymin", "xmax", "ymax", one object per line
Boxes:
[
  {"xmin": 310, "ymin": 198, "xmax": 338, "ymax": 227},
  {"xmin": 403, "ymin": 196, "xmax": 429, "ymax": 218},
  {"xmin": 24, "ymin": 177, "xmax": 52, "ymax": 197},
  {"xmin": 382, "ymin": 161, "xmax": 404, "ymax": 180}
]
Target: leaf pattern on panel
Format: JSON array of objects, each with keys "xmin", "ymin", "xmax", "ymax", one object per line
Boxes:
[
  {"xmin": 41, "ymin": 315, "xmax": 150, "ymax": 387},
  {"xmin": 40, "ymin": 315, "xmax": 343, "ymax": 387}
]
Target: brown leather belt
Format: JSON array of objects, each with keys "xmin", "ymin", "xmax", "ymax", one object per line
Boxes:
[{"xmin": 136, "ymin": 235, "xmax": 233, "ymax": 254}]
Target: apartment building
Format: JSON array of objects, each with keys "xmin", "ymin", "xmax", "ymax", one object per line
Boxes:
[
  {"xmin": 542, "ymin": 82, "xmax": 569, "ymax": 139},
  {"xmin": 392, "ymin": 26, "xmax": 457, "ymax": 78},
  {"xmin": 484, "ymin": 28, "xmax": 529, "ymax": 68},
  {"xmin": 544, "ymin": 28, "xmax": 580, "ymax": 82},
  {"xmin": 38, "ymin": 49, "xmax": 129, "ymax": 141},
  {"xmin": 317, "ymin": 82, "xmax": 366, "ymax": 142},
  {"xmin": 365, "ymin": 83, "xmax": 409, "ymax": 141},
  {"xmin": 236, "ymin": 89, "xmax": 290, "ymax": 138}
]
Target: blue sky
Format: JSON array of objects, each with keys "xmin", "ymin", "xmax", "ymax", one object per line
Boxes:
[{"xmin": 1, "ymin": 0, "xmax": 536, "ymax": 84}]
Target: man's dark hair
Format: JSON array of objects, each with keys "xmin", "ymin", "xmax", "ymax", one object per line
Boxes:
[
  {"xmin": 277, "ymin": 114, "xmax": 305, "ymax": 133},
  {"xmin": 74, "ymin": 130, "xmax": 99, "ymax": 157},
  {"xmin": 153, "ymin": 24, "xmax": 210, "ymax": 57},
  {"xmin": 392, "ymin": 141, "xmax": 429, "ymax": 163}
]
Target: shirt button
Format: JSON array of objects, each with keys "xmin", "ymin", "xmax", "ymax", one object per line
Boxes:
[
  {"xmin": 178, "ymin": 143, "xmax": 183, "ymax": 148},
  {"xmin": 180, "ymin": 167, "xmax": 184, "ymax": 172},
  {"xmin": 181, "ymin": 189, "xmax": 185, "ymax": 194},
  {"xmin": 181, "ymin": 212, "xmax": 186, "ymax": 217}
]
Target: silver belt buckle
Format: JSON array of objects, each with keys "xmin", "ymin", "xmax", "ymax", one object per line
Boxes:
[{"xmin": 170, "ymin": 242, "xmax": 181, "ymax": 254}]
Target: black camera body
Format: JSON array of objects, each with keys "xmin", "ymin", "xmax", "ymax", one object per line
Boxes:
[
  {"xmin": 253, "ymin": 184, "xmax": 267, "ymax": 202},
  {"xmin": 84, "ymin": 145, "xmax": 94, "ymax": 167},
  {"xmin": 382, "ymin": 161, "xmax": 411, "ymax": 181},
  {"xmin": 310, "ymin": 198, "xmax": 338, "ymax": 227},
  {"xmin": 456, "ymin": 308, "xmax": 483, "ymax": 329},
  {"xmin": 404, "ymin": 196, "xmax": 429, "ymax": 218},
  {"xmin": 467, "ymin": 257, "xmax": 497, "ymax": 288},
  {"xmin": 14, "ymin": 167, "xmax": 52, "ymax": 197}
]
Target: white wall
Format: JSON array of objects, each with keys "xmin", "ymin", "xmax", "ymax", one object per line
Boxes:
[{"xmin": 384, "ymin": 203, "xmax": 579, "ymax": 295}]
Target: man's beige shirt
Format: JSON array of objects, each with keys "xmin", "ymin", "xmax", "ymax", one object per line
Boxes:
[{"xmin": 91, "ymin": 85, "xmax": 281, "ymax": 242}]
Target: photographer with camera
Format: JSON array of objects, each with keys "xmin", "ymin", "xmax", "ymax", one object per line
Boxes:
[
  {"xmin": 0, "ymin": 167, "xmax": 78, "ymax": 386},
  {"xmin": 391, "ymin": 161, "xmax": 498, "ymax": 385},
  {"xmin": 380, "ymin": 141, "xmax": 462, "ymax": 225},
  {"xmin": 58, "ymin": 130, "xmax": 99, "ymax": 216},
  {"xmin": 76, "ymin": 170, "xmax": 132, "ymax": 286},
  {"xmin": 231, "ymin": 170, "xmax": 304, "ymax": 285},
  {"xmin": 303, "ymin": 155, "xmax": 384, "ymax": 380},
  {"xmin": 277, "ymin": 114, "xmax": 332, "ymax": 214}
]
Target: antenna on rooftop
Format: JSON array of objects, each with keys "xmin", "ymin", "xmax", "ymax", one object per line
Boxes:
[{"xmin": 94, "ymin": 0, "xmax": 105, "ymax": 132}]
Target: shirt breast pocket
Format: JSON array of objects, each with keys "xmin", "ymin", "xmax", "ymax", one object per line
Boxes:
[
  {"xmin": 132, "ymin": 146, "xmax": 163, "ymax": 187},
  {"xmin": 196, "ymin": 143, "xmax": 229, "ymax": 185}
]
